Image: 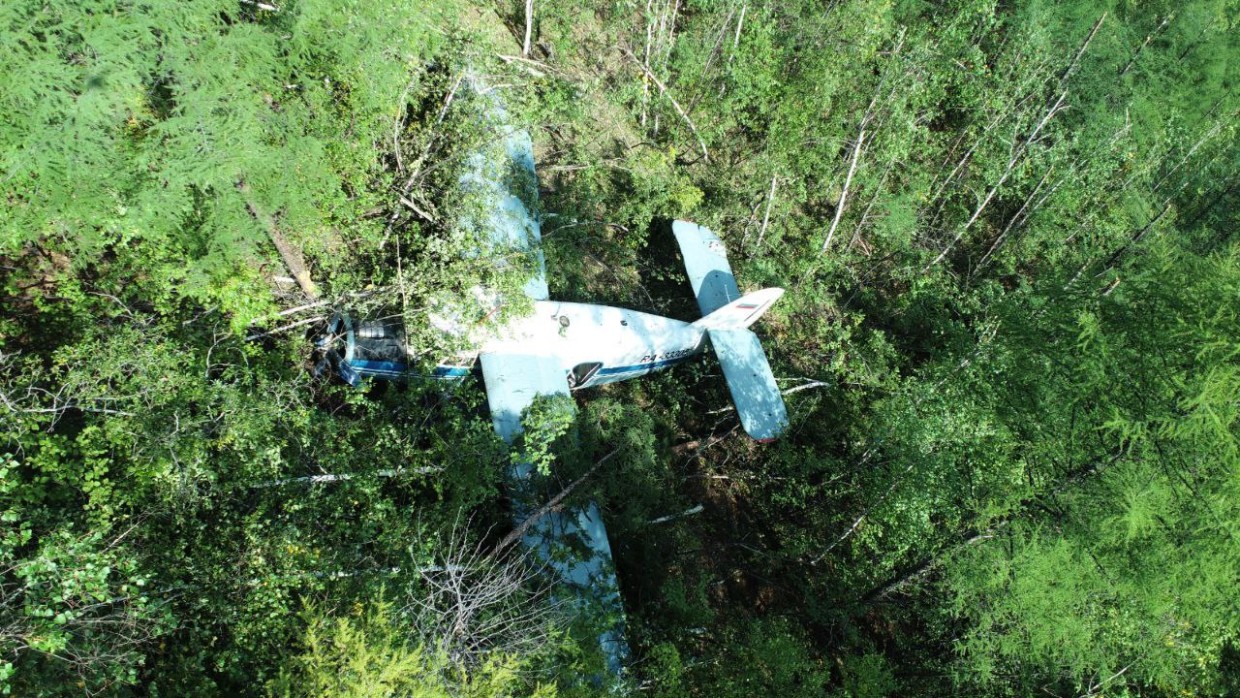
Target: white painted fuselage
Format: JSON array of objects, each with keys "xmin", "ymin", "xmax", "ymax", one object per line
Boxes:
[{"xmin": 440, "ymin": 301, "xmax": 708, "ymax": 389}]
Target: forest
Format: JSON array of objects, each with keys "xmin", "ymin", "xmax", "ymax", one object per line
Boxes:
[{"xmin": 1, "ymin": 0, "xmax": 1237, "ymax": 695}]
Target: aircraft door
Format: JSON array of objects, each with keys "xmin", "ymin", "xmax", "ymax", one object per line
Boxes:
[{"xmin": 568, "ymin": 361, "xmax": 602, "ymax": 389}]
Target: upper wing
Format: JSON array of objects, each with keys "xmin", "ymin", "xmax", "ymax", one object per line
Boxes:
[
  {"xmin": 477, "ymin": 351, "xmax": 630, "ymax": 673},
  {"xmin": 459, "ymin": 77, "xmax": 549, "ymax": 302},
  {"xmin": 672, "ymin": 219, "xmax": 740, "ymax": 316}
]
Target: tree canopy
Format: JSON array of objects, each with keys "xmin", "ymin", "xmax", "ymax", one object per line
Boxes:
[{"xmin": 1, "ymin": 0, "xmax": 1237, "ymax": 695}]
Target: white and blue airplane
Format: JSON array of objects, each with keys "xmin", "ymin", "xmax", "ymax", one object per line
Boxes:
[{"xmin": 315, "ymin": 76, "xmax": 788, "ymax": 676}]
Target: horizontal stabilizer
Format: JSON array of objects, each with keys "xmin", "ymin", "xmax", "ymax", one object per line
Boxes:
[
  {"xmin": 709, "ymin": 329, "xmax": 788, "ymax": 441},
  {"xmin": 691, "ymin": 288, "xmax": 784, "ymax": 332},
  {"xmin": 673, "ymin": 220, "xmax": 740, "ymax": 315}
]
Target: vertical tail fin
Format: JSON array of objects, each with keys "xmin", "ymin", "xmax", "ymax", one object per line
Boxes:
[
  {"xmin": 675, "ymin": 221, "xmax": 789, "ymax": 441},
  {"xmin": 691, "ymin": 288, "xmax": 784, "ymax": 331}
]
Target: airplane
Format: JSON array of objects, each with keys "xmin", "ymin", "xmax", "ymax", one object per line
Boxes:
[{"xmin": 313, "ymin": 74, "xmax": 789, "ymax": 678}]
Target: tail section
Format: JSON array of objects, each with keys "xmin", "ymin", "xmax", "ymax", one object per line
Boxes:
[
  {"xmin": 691, "ymin": 288, "xmax": 785, "ymax": 331},
  {"xmin": 672, "ymin": 220, "xmax": 741, "ymax": 315},
  {"xmin": 710, "ymin": 329, "xmax": 789, "ymax": 441},
  {"xmin": 674, "ymin": 220, "xmax": 789, "ymax": 441}
]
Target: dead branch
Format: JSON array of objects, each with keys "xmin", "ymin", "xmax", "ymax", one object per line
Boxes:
[
  {"xmin": 244, "ymin": 315, "xmax": 325, "ymax": 342},
  {"xmin": 647, "ymin": 504, "xmax": 704, "ymax": 525},
  {"xmin": 251, "ymin": 466, "xmax": 444, "ymax": 488},
  {"xmin": 239, "ymin": 0, "xmax": 279, "ymax": 11},
  {"xmin": 398, "ymin": 194, "xmax": 437, "ymax": 223},
  {"xmin": 407, "ymin": 515, "xmax": 561, "ymax": 666},
  {"xmin": 496, "ymin": 54, "xmax": 550, "ymax": 78},
  {"xmin": 781, "ymin": 379, "xmax": 829, "ymax": 396}
]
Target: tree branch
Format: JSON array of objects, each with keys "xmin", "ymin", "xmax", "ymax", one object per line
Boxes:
[
  {"xmin": 495, "ymin": 449, "xmax": 619, "ymax": 554},
  {"xmin": 624, "ymin": 48, "xmax": 710, "ymax": 162}
]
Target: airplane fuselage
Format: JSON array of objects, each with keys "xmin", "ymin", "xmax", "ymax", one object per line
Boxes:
[
  {"xmin": 477, "ymin": 301, "xmax": 709, "ymax": 390},
  {"xmin": 319, "ymin": 301, "xmax": 710, "ymax": 390}
]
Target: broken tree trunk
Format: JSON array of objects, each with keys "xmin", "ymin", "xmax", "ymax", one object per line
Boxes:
[{"xmin": 239, "ymin": 182, "xmax": 319, "ymax": 300}]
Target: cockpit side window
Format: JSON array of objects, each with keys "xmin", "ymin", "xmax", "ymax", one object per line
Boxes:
[{"xmin": 568, "ymin": 362, "xmax": 602, "ymax": 389}]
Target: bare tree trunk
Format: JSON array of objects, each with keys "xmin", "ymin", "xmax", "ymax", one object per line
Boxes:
[
  {"xmin": 823, "ymin": 129, "xmax": 866, "ymax": 253},
  {"xmin": 862, "ymin": 451, "xmax": 1122, "ymax": 604},
  {"xmin": 654, "ymin": 0, "xmax": 682, "ymax": 66},
  {"xmin": 1150, "ymin": 118, "xmax": 1227, "ymax": 195},
  {"xmin": 654, "ymin": 0, "xmax": 667, "ymax": 57},
  {"xmin": 1093, "ymin": 198, "xmax": 1173, "ymax": 278},
  {"xmin": 849, "ymin": 155, "xmax": 897, "ymax": 251},
  {"xmin": 731, "ymin": 2, "xmax": 747, "ymax": 57},
  {"xmin": 973, "ymin": 165, "xmax": 1056, "ymax": 274},
  {"xmin": 522, "ymin": 0, "xmax": 534, "ymax": 57},
  {"xmin": 1060, "ymin": 13, "xmax": 1107, "ymax": 84},
  {"xmin": 756, "ymin": 174, "xmax": 777, "ymax": 251},
  {"xmin": 923, "ymin": 92, "xmax": 1068, "ymax": 272},
  {"xmin": 239, "ymin": 182, "xmax": 319, "ymax": 299},
  {"xmin": 625, "ymin": 49, "xmax": 710, "ymax": 162},
  {"xmin": 641, "ymin": 0, "xmax": 653, "ymax": 129},
  {"xmin": 860, "ymin": 529, "xmax": 998, "ymax": 603},
  {"xmin": 924, "ymin": 15, "xmax": 1103, "ymax": 267},
  {"xmin": 686, "ymin": 5, "xmax": 738, "ymax": 114},
  {"xmin": 1183, "ymin": 177, "xmax": 1238, "ymax": 231},
  {"xmin": 927, "ymin": 100, "xmax": 1021, "ymax": 210},
  {"xmin": 1065, "ymin": 197, "xmax": 1172, "ymax": 289},
  {"xmin": 1119, "ymin": 15, "xmax": 1172, "ymax": 76}
]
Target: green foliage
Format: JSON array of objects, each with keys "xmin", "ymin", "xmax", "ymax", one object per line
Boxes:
[
  {"xmin": 1, "ymin": 0, "xmax": 1237, "ymax": 695},
  {"xmin": 940, "ymin": 244, "xmax": 1240, "ymax": 695},
  {"xmin": 0, "ymin": 0, "xmax": 458, "ymax": 323},
  {"xmin": 509, "ymin": 0, "xmax": 1238, "ymax": 694},
  {"xmin": 834, "ymin": 652, "xmax": 898, "ymax": 698},
  {"xmin": 518, "ymin": 394, "xmax": 578, "ymax": 476},
  {"xmin": 268, "ymin": 597, "xmax": 556, "ymax": 698},
  {"xmin": 644, "ymin": 642, "xmax": 685, "ymax": 698},
  {"xmin": 0, "ymin": 527, "xmax": 173, "ymax": 696},
  {"xmin": 689, "ymin": 618, "xmax": 830, "ymax": 698}
]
